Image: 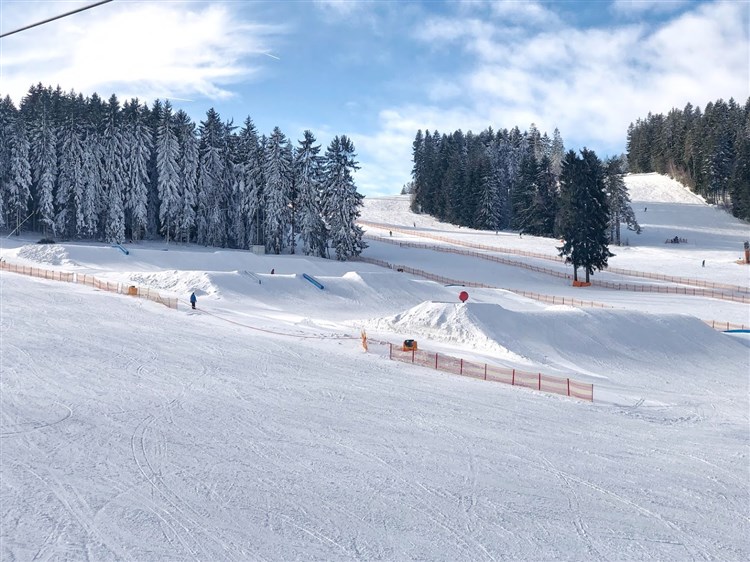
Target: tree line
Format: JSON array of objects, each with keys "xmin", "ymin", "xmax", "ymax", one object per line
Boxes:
[
  {"xmin": 626, "ymin": 97, "xmax": 750, "ymax": 221},
  {"xmin": 410, "ymin": 125, "xmax": 639, "ymax": 281},
  {"xmin": 0, "ymin": 84, "xmax": 366, "ymax": 260}
]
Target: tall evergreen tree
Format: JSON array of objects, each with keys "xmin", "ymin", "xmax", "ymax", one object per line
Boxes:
[
  {"xmin": 263, "ymin": 126, "xmax": 293, "ymax": 254},
  {"xmin": 56, "ymin": 97, "xmax": 86, "ymax": 238},
  {"xmin": 175, "ymin": 110, "xmax": 198, "ymax": 244},
  {"xmin": 295, "ymin": 130, "xmax": 327, "ymax": 257},
  {"xmin": 156, "ymin": 101, "xmax": 180, "ymax": 244},
  {"xmin": 196, "ymin": 108, "xmax": 228, "ymax": 247},
  {"xmin": 512, "ymin": 148, "xmax": 538, "ymax": 232},
  {"xmin": 122, "ymin": 99, "xmax": 151, "ymax": 241},
  {"xmin": 6, "ymin": 116, "xmax": 33, "ymax": 234},
  {"xmin": 0, "ymin": 96, "xmax": 16, "ymax": 229},
  {"xmin": 321, "ymin": 135, "xmax": 366, "ymax": 261},
  {"xmin": 526, "ymin": 155, "xmax": 558, "ymax": 237},
  {"xmin": 102, "ymin": 94, "xmax": 126, "ymax": 243},
  {"xmin": 604, "ymin": 156, "xmax": 640, "ymax": 245},
  {"xmin": 557, "ymin": 149, "xmax": 612, "ymax": 282},
  {"xmin": 550, "ymin": 127, "xmax": 565, "ymax": 179},
  {"xmin": 29, "ymin": 103, "xmax": 57, "ymax": 237}
]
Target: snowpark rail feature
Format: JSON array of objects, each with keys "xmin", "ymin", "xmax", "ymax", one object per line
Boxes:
[
  {"xmin": 387, "ymin": 342, "xmax": 594, "ymax": 401},
  {"xmin": 0, "ymin": 260, "xmax": 177, "ymax": 309},
  {"xmin": 112, "ymin": 243, "xmax": 129, "ymax": 255},
  {"xmin": 302, "ymin": 273, "xmax": 325, "ymax": 290}
]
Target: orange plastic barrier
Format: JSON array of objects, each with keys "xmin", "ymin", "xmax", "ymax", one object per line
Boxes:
[
  {"xmin": 359, "ymin": 221, "xmax": 749, "ymax": 295},
  {"xmin": 363, "ymin": 232, "xmax": 749, "ymax": 304},
  {"xmin": 1, "ymin": 260, "xmax": 177, "ymax": 309},
  {"xmin": 388, "ymin": 343, "xmax": 594, "ymax": 402}
]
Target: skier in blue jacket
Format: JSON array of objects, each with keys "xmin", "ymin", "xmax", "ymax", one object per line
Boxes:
[{"xmin": 190, "ymin": 292, "xmax": 197, "ymax": 309}]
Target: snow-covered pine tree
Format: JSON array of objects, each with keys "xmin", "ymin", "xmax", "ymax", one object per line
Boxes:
[
  {"xmin": 476, "ymin": 145, "xmax": 502, "ymax": 231},
  {"xmin": 528, "ymin": 123, "xmax": 544, "ymax": 162},
  {"xmin": 490, "ymin": 131, "xmax": 513, "ymax": 229},
  {"xmin": 550, "ymin": 127, "xmax": 565, "ymax": 179},
  {"xmin": 175, "ymin": 110, "xmax": 198, "ymax": 244},
  {"xmin": 295, "ymin": 130, "xmax": 327, "ymax": 257},
  {"xmin": 321, "ymin": 135, "xmax": 366, "ymax": 261},
  {"xmin": 196, "ymin": 108, "xmax": 228, "ymax": 247},
  {"xmin": 156, "ymin": 101, "xmax": 180, "ymax": 244},
  {"xmin": 604, "ymin": 156, "xmax": 640, "ymax": 245},
  {"xmin": 79, "ymin": 127, "xmax": 102, "ymax": 238},
  {"xmin": 145, "ymin": 99, "xmax": 163, "ymax": 238},
  {"xmin": 512, "ymin": 146, "xmax": 538, "ymax": 233},
  {"xmin": 56, "ymin": 97, "xmax": 86, "ymax": 238},
  {"xmin": 263, "ymin": 126, "xmax": 293, "ymax": 254},
  {"xmin": 237, "ymin": 117, "xmax": 264, "ymax": 248},
  {"xmin": 0, "ymin": 96, "xmax": 16, "ymax": 228},
  {"xmin": 122, "ymin": 99, "xmax": 152, "ymax": 241},
  {"xmin": 29, "ymin": 103, "xmax": 57, "ymax": 237},
  {"xmin": 557, "ymin": 149, "xmax": 612, "ymax": 282},
  {"xmin": 102, "ymin": 94, "xmax": 126, "ymax": 243},
  {"xmin": 527, "ymin": 155, "xmax": 558, "ymax": 237},
  {"xmin": 6, "ymin": 115, "xmax": 33, "ymax": 235}
]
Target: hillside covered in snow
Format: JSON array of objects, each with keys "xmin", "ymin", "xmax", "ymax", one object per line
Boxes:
[{"xmin": 1, "ymin": 173, "xmax": 748, "ymax": 561}]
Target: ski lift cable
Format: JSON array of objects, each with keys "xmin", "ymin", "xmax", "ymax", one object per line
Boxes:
[{"xmin": 0, "ymin": 0, "xmax": 115, "ymax": 39}]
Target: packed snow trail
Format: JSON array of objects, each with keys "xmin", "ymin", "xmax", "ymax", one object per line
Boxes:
[{"xmin": 1, "ymin": 274, "xmax": 747, "ymax": 561}]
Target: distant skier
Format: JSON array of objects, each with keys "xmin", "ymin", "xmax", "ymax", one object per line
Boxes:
[
  {"xmin": 190, "ymin": 292, "xmax": 197, "ymax": 310},
  {"xmin": 644, "ymin": 207, "xmax": 647, "ymax": 212},
  {"xmin": 271, "ymin": 268, "xmax": 275, "ymax": 274},
  {"xmin": 702, "ymin": 260, "xmax": 705, "ymax": 267}
]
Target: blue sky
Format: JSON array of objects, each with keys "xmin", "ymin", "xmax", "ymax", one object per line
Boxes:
[{"xmin": 1, "ymin": 0, "xmax": 748, "ymax": 196}]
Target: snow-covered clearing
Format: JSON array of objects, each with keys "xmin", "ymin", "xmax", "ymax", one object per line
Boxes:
[{"xmin": 1, "ymin": 173, "xmax": 748, "ymax": 561}]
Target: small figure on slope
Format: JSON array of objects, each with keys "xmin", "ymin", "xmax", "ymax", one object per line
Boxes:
[{"xmin": 190, "ymin": 292, "xmax": 197, "ymax": 310}]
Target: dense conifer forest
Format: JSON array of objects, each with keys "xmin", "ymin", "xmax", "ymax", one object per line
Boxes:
[
  {"xmin": 409, "ymin": 125, "xmax": 639, "ymax": 280},
  {"xmin": 0, "ymin": 84, "xmax": 366, "ymax": 260},
  {"xmin": 626, "ymin": 97, "xmax": 750, "ymax": 221}
]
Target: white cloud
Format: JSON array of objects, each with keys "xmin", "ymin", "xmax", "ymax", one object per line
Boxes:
[
  {"xmin": 314, "ymin": 0, "xmax": 366, "ymax": 17},
  {"xmin": 0, "ymin": 1, "xmax": 284, "ymax": 105},
  {"xmin": 612, "ymin": 0, "xmax": 691, "ymax": 15},
  {"xmin": 352, "ymin": 0, "xmax": 749, "ymax": 195},
  {"xmin": 489, "ymin": 0, "xmax": 562, "ymax": 26}
]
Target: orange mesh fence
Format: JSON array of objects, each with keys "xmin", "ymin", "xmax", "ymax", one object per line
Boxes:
[
  {"xmin": 703, "ymin": 319, "xmax": 750, "ymax": 331},
  {"xmin": 388, "ymin": 343, "xmax": 594, "ymax": 402},
  {"xmin": 0, "ymin": 260, "xmax": 75, "ymax": 282},
  {"xmin": 355, "ymin": 256, "xmax": 608, "ymax": 309},
  {"xmin": 1, "ymin": 260, "xmax": 177, "ymax": 309},
  {"xmin": 364, "ymin": 233, "xmax": 749, "ymax": 304},
  {"xmin": 360, "ymin": 221, "xmax": 749, "ymax": 294}
]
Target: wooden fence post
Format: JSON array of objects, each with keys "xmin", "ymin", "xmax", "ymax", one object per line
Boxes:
[
  {"xmin": 389, "ymin": 343, "xmax": 392, "ymax": 360},
  {"xmin": 484, "ymin": 364, "xmax": 487, "ymax": 380},
  {"xmin": 567, "ymin": 378, "xmax": 570, "ymax": 397},
  {"xmin": 538, "ymin": 373, "xmax": 541, "ymax": 390},
  {"xmin": 460, "ymin": 359, "xmax": 463, "ymax": 375},
  {"xmin": 435, "ymin": 353, "xmax": 438, "ymax": 369},
  {"xmin": 512, "ymin": 369, "xmax": 515, "ymax": 386}
]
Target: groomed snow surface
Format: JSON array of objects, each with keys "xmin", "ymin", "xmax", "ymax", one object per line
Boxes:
[{"xmin": 1, "ymin": 173, "xmax": 748, "ymax": 561}]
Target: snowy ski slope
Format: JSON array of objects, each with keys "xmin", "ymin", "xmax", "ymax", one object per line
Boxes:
[{"xmin": 0, "ymin": 173, "xmax": 748, "ymax": 561}]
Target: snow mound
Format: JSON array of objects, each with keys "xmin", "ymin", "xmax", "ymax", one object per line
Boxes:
[
  {"xmin": 625, "ymin": 173, "xmax": 706, "ymax": 204},
  {"xmin": 367, "ymin": 302, "xmax": 531, "ymax": 363},
  {"xmin": 366, "ymin": 302, "xmax": 748, "ymax": 386},
  {"xmin": 128, "ymin": 270, "xmax": 216, "ymax": 297},
  {"xmin": 16, "ymin": 244, "xmax": 75, "ymax": 266}
]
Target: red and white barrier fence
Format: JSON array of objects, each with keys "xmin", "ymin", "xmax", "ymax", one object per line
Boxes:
[
  {"xmin": 388, "ymin": 343, "xmax": 594, "ymax": 402},
  {"xmin": 1, "ymin": 260, "xmax": 177, "ymax": 309}
]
